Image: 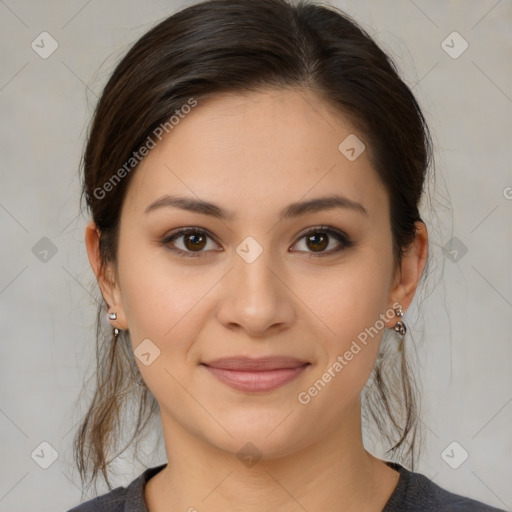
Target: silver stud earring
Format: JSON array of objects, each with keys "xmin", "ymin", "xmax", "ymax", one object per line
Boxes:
[
  {"xmin": 108, "ymin": 312, "xmax": 117, "ymax": 321},
  {"xmin": 393, "ymin": 307, "xmax": 407, "ymax": 336}
]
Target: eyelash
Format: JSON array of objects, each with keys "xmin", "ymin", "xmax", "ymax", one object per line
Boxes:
[{"xmin": 160, "ymin": 226, "xmax": 354, "ymax": 258}]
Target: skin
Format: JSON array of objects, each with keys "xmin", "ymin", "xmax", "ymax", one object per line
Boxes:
[{"xmin": 85, "ymin": 88, "xmax": 428, "ymax": 511}]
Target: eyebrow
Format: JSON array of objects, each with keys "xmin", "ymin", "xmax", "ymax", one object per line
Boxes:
[{"xmin": 144, "ymin": 194, "xmax": 368, "ymax": 219}]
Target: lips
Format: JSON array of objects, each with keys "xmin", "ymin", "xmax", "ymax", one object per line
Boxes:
[
  {"xmin": 202, "ymin": 356, "xmax": 309, "ymax": 371},
  {"xmin": 201, "ymin": 356, "xmax": 310, "ymax": 392}
]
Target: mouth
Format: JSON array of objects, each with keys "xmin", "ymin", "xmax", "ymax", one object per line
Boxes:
[{"xmin": 201, "ymin": 356, "xmax": 310, "ymax": 392}]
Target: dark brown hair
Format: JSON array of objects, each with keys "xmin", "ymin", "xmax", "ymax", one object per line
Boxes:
[{"xmin": 75, "ymin": 0, "xmax": 434, "ymax": 493}]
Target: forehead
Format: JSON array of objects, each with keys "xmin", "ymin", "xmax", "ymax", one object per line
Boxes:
[{"xmin": 122, "ymin": 88, "xmax": 388, "ymax": 221}]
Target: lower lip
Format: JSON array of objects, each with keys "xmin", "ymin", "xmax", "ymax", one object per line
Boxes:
[{"xmin": 203, "ymin": 364, "xmax": 309, "ymax": 392}]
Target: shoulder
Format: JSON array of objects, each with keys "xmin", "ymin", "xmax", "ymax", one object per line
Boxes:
[
  {"xmin": 66, "ymin": 486, "xmax": 127, "ymax": 512},
  {"xmin": 65, "ymin": 464, "xmax": 167, "ymax": 512},
  {"xmin": 384, "ymin": 462, "xmax": 507, "ymax": 512}
]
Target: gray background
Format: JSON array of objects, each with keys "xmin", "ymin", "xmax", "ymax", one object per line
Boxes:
[{"xmin": 0, "ymin": 0, "xmax": 511, "ymax": 510}]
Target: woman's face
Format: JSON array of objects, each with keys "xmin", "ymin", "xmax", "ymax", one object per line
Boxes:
[{"xmin": 96, "ymin": 89, "xmax": 418, "ymax": 458}]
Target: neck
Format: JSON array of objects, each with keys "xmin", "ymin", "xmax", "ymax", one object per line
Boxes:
[{"xmin": 145, "ymin": 403, "xmax": 399, "ymax": 512}]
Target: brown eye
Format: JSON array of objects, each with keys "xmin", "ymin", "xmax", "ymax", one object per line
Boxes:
[
  {"xmin": 183, "ymin": 232, "xmax": 207, "ymax": 251},
  {"xmin": 161, "ymin": 228, "xmax": 221, "ymax": 258},
  {"xmin": 305, "ymin": 232, "xmax": 329, "ymax": 252},
  {"xmin": 291, "ymin": 227, "xmax": 353, "ymax": 256}
]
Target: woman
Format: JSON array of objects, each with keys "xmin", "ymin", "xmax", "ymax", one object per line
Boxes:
[{"xmin": 68, "ymin": 0, "xmax": 506, "ymax": 510}]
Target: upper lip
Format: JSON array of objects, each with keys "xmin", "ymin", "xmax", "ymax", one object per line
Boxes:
[{"xmin": 202, "ymin": 356, "xmax": 310, "ymax": 371}]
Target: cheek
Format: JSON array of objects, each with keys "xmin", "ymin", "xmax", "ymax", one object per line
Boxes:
[
  {"xmin": 296, "ymin": 285, "xmax": 389, "ymax": 423},
  {"xmin": 117, "ymin": 240, "xmax": 224, "ymax": 369},
  {"xmin": 117, "ymin": 248, "xmax": 210, "ymax": 397},
  {"xmin": 118, "ymin": 237, "xmax": 192, "ymax": 334},
  {"xmin": 302, "ymin": 256, "xmax": 392, "ymax": 346},
  {"xmin": 301, "ymin": 251, "xmax": 393, "ymax": 388}
]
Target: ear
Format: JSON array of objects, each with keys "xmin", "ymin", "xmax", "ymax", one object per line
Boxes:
[
  {"xmin": 85, "ymin": 220, "xmax": 128, "ymax": 330},
  {"xmin": 385, "ymin": 221, "xmax": 429, "ymax": 326}
]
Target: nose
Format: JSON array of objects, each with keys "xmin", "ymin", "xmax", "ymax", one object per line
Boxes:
[{"xmin": 216, "ymin": 244, "xmax": 296, "ymax": 338}]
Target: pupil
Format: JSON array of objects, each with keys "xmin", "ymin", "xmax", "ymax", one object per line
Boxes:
[
  {"xmin": 308, "ymin": 233, "xmax": 327, "ymax": 251},
  {"xmin": 185, "ymin": 233, "xmax": 205, "ymax": 251}
]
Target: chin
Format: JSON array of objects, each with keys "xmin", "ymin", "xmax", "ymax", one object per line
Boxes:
[{"xmin": 205, "ymin": 415, "xmax": 312, "ymax": 461}]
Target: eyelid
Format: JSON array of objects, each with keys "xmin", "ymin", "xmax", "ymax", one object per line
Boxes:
[
  {"xmin": 291, "ymin": 225, "xmax": 353, "ymax": 256},
  {"xmin": 160, "ymin": 227, "xmax": 221, "ymax": 258},
  {"xmin": 160, "ymin": 225, "xmax": 353, "ymax": 257}
]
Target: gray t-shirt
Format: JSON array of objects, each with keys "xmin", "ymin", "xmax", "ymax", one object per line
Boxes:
[{"xmin": 67, "ymin": 461, "xmax": 506, "ymax": 511}]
